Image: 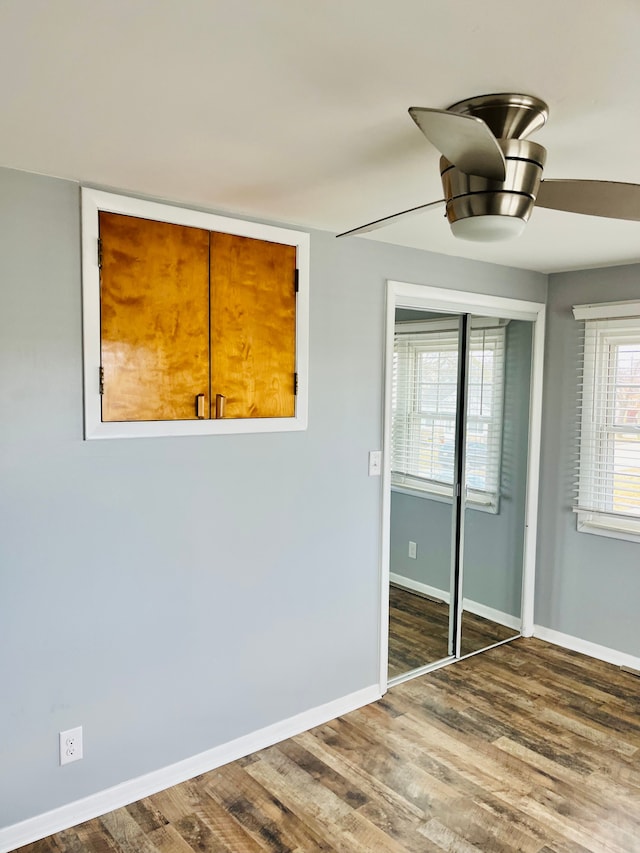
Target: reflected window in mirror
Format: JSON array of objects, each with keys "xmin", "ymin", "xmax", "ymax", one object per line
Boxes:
[{"xmin": 392, "ymin": 318, "xmax": 505, "ymax": 512}]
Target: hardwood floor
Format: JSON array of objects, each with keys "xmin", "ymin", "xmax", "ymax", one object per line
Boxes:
[
  {"xmin": 388, "ymin": 584, "xmax": 518, "ymax": 678},
  {"xmin": 13, "ymin": 638, "xmax": 640, "ymax": 853}
]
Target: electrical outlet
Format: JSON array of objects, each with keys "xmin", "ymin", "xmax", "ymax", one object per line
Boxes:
[
  {"xmin": 59, "ymin": 726, "xmax": 83, "ymax": 765},
  {"xmin": 408, "ymin": 541, "xmax": 417, "ymax": 559}
]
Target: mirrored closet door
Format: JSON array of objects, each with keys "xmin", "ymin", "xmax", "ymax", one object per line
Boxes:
[
  {"xmin": 388, "ymin": 310, "xmax": 460, "ymax": 678},
  {"xmin": 388, "ymin": 308, "xmax": 534, "ymax": 682},
  {"xmin": 459, "ymin": 315, "xmax": 532, "ymax": 658}
]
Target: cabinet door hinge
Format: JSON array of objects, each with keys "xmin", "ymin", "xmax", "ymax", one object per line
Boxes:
[
  {"xmin": 294, "ymin": 268, "xmax": 299, "ymax": 293},
  {"xmin": 99, "ymin": 366, "xmax": 105, "ymax": 395},
  {"xmin": 97, "ymin": 238, "xmax": 103, "ymax": 269},
  {"xmin": 294, "ymin": 372, "xmax": 298, "ymax": 396}
]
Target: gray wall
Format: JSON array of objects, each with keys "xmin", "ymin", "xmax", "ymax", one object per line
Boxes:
[
  {"xmin": 390, "ymin": 491, "xmax": 452, "ymax": 592},
  {"xmin": 536, "ymin": 265, "xmax": 640, "ymax": 655},
  {"xmin": 0, "ymin": 166, "xmax": 546, "ymax": 828},
  {"xmin": 390, "ymin": 320, "xmax": 533, "ymax": 618}
]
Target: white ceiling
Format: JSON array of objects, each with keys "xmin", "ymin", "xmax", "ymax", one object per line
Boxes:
[{"xmin": 2, "ymin": 0, "xmax": 640, "ymax": 273}]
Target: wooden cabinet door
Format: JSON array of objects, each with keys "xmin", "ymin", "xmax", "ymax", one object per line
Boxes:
[
  {"xmin": 210, "ymin": 233, "xmax": 297, "ymax": 418},
  {"xmin": 99, "ymin": 212, "xmax": 210, "ymax": 422}
]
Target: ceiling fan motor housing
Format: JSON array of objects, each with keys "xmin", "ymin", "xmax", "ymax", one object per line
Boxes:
[
  {"xmin": 441, "ymin": 93, "xmax": 549, "ymax": 240},
  {"xmin": 447, "ymin": 93, "xmax": 549, "ymax": 140},
  {"xmin": 440, "ymin": 139, "xmax": 547, "ymax": 240}
]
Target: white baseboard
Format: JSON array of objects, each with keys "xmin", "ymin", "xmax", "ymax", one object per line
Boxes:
[
  {"xmin": 463, "ymin": 599, "xmax": 521, "ymax": 632},
  {"xmin": 390, "ymin": 572, "xmax": 450, "ymax": 603},
  {"xmin": 533, "ymin": 625, "xmax": 640, "ymax": 671},
  {"xmin": 0, "ymin": 684, "xmax": 381, "ymax": 853},
  {"xmin": 390, "ymin": 573, "xmax": 521, "ymax": 631}
]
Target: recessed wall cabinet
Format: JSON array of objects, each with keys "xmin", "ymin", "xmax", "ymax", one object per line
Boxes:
[{"xmin": 81, "ymin": 189, "xmax": 309, "ymax": 439}]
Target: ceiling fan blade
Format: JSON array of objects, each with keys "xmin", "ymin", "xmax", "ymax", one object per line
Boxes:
[
  {"xmin": 336, "ymin": 199, "xmax": 445, "ymax": 238},
  {"xmin": 536, "ymin": 179, "xmax": 640, "ymax": 221},
  {"xmin": 409, "ymin": 107, "xmax": 506, "ymax": 181}
]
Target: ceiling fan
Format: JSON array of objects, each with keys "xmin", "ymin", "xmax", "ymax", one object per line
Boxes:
[{"xmin": 338, "ymin": 93, "xmax": 640, "ymax": 242}]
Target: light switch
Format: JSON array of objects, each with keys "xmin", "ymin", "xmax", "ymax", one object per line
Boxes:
[{"xmin": 368, "ymin": 450, "xmax": 382, "ymax": 476}]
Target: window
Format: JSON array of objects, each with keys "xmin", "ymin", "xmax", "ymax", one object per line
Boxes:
[
  {"xmin": 574, "ymin": 303, "xmax": 640, "ymax": 542},
  {"xmin": 81, "ymin": 189, "xmax": 309, "ymax": 439},
  {"xmin": 391, "ymin": 319, "xmax": 505, "ymax": 512}
]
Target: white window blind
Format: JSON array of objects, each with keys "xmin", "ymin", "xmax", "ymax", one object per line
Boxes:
[
  {"xmin": 392, "ymin": 322, "xmax": 505, "ymax": 511},
  {"xmin": 574, "ymin": 310, "xmax": 640, "ymax": 541}
]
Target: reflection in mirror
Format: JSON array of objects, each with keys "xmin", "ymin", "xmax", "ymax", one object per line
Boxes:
[
  {"xmin": 460, "ymin": 317, "xmax": 533, "ymax": 656},
  {"xmin": 388, "ymin": 309, "xmax": 459, "ymax": 679}
]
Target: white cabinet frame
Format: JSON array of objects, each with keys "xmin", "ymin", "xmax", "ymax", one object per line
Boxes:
[{"xmin": 81, "ymin": 188, "xmax": 310, "ymax": 440}]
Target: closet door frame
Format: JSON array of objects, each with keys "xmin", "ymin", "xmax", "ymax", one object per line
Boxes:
[{"xmin": 379, "ymin": 281, "xmax": 546, "ymax": 692}]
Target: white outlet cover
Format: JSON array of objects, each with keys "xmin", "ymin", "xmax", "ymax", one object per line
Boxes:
[{"xmin": 59, "ymin": 725, "xmax": 83, "ymax": 765}]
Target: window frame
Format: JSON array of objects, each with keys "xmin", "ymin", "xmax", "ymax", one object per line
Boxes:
[
  {"xmin": 81, "ymin": 188, "xmax": 309, "ymax": 440},
  {"xmin": 391, "ymin": 319, "xmax": 506, "ymax": 514},
  {"xmin": 574, "ymin": 304, "xmax": 640, "ymax": 543}
]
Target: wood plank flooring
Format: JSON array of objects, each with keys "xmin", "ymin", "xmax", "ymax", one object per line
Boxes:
[
  {"xmin": 14, "ymin": 639, "xmax": 640, "ymax": 853},
  {"xmin": 388, "ymin": 584, "xmax": 518, "ymax": 678}
]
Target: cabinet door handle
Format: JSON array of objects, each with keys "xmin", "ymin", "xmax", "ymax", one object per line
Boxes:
[
  {"xmin": 196, "ymin": 394, "xmax": 206, "ymax": 419},
  {"xmin": 215, "ymin": 394, "xmax": 226, "ymax": 419}
]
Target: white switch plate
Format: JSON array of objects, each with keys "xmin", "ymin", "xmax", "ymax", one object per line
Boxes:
[
  {"xmin": 408, "ymin": 541, "xmax": 417, "ymax": 559},
  {"xmin": 59, "ymin": 726, "xmax": 83, "ymax": 765},
  {"xmin": 368, "ymin": 450, "xmax": 382, "ymax": 476}
]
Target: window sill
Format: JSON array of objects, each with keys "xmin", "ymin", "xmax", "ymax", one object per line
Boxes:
[
  {"xmin": 391, "ymin": 484, "xmax": 498, "ymax": 515},
  {"xmin": 575, "ymin": 510, "xmax": 640, "ymax": 544}
]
